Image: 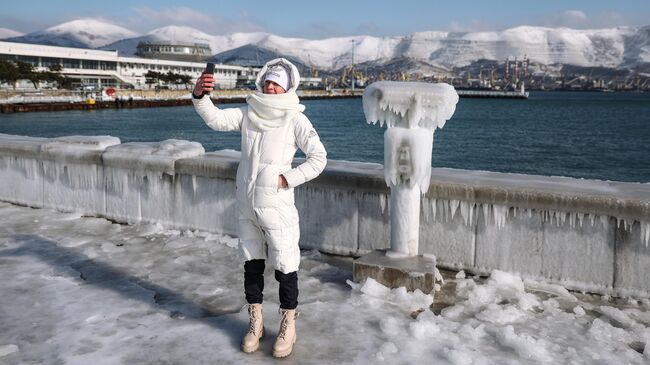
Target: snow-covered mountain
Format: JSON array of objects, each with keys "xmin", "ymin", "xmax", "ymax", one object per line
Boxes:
[
  {"xmin": 0, "ymin": 28, "xmax": 23, "ymax": 39},
  {"xmin": 5, "ymin": 19, "xmax": 138, "ymax": 48},
  {"xmin": 101, "ymin": 25, "xmax": 269, "ymax": 56},
  {"xmin": 621, "ymin": 25, "xmax": 650, "ymax": 67},
  {"xmin": 211, "ymin": 26, "xmax": 649, "ymax": 72},
  {"xmin": 209, "ymin": 44, "xmax": 311, "ymax": 75},
  {"xmin": 4, "ymin": 18, "xmax": 650, "ymax": 72}
]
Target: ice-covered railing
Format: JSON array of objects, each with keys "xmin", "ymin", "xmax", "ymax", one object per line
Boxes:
[
  {"xmin": 362, "ymin": 81, "xmax": 459, "ymax": 256},
  {"xmin": 102, "ymin": 140, "xmax": 205, "ymax": 225},
  {"xmin": 0, "ymin": 133, "xmax": 649, "ymax": 297}
]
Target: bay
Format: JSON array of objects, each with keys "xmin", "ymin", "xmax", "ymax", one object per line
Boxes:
[{"xmin": 0, "ymin": 91, "xmax": 648, "ymax": 183}]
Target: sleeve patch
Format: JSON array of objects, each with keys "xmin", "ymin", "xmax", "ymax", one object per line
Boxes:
[{"xmin": 308, "ymin": 130, "xmax": 318, "ymax": 139}]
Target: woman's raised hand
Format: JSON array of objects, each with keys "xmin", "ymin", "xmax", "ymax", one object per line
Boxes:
[{"xmin": 193, "ymin": 72, "xmax": 214, "ymax": 97}]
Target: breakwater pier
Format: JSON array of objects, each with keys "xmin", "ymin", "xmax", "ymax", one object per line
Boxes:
[
  {"xmin": 0, "ymin": 87, "xmax": 531, "ymax": 113},
  {"xmin": 0, "ymin": 92, "xmax": 361, "ymax": 113}
]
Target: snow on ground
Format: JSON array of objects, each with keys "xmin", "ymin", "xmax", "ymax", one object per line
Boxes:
[{"xmin": 0, "ymin": 201, "xmax": 649, "ymax": 364}]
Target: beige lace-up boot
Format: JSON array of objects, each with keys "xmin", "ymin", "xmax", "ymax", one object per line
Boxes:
[
  {"xmin": 272, "ymin": 308, "xmax": 298, "ymax": 358},
  {"xmin": 241, "ymin": 303, "xmax": 264, "ymax": 353}
]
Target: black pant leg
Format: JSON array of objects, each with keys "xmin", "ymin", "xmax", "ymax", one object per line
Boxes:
[
  {"xmin": 244, "ymin": 259, "xmax": 265, "ymax": 304},
  {"xmin": 275, "ymin": 270, "xmax": 298, "ymax": 310}
]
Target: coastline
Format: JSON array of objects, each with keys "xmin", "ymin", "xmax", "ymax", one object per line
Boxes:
[{"xmin": 0, "ymin": 92, "xmax": 362, "ymax": 113}]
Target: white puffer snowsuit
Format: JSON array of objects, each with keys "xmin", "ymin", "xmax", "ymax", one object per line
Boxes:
[{"xmin": 193, "ymin": 58, "xmax": 327, "ymax": 274}]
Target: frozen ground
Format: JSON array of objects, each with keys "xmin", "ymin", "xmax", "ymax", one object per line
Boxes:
[{"xmin": 0, "ymin": 201, "xmax": 649, "ymax": 365}]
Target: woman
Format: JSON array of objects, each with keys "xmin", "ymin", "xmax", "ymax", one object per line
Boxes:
[{"xmin": 192, "ymin": 58, "xmax": 327, "ymax": 358}]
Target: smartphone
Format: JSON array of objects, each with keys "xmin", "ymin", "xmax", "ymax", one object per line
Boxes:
[
  {"xmin": 205, "ymin": 62, "xmax": 215, "ymax": 74},
  {"xmin": 204, "ymin": 63, "xmax": 215, "ymax": 95}
]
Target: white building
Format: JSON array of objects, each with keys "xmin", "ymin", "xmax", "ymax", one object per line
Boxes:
[{"xmin": 0, "ymin": 41, "xmax": 259, "ymax": 90}]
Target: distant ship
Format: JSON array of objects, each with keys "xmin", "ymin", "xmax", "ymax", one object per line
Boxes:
[{"xmin": 456, "ymin": 83, "xmax": 529, "ymax": 99}]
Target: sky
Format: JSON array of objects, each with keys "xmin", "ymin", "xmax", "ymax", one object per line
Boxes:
[{"xmin": 2, "ymin": 0, "xmax": 650, "ymax": 38}]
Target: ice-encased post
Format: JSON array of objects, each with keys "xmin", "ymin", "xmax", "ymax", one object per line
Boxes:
[{"xmin": 362, "ymin": 81, "xmax": 459, "ymax": 257}]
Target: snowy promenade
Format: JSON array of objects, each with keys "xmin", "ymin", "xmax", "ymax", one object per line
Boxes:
[{"xmin": 1, "ymin": 201, "xmax": 649, "ymax": 364}]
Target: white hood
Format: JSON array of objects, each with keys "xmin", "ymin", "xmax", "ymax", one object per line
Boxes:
[
  {"xmin": 254, "ymin": 58, "xmax": 302, "ymax": 93},
  {"xmin": 246, "ymin": 58, "xmax": 305, "ymax": 131}
]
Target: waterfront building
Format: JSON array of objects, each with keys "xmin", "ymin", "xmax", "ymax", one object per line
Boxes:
[
  {"xmin": 0, "ymin": 41, "xmax": 257, "ymax": 90},
  {"xmin": 0, "ymin": 41, "xmax": 324, "ymax": 91},
  {"xmin": 135, "ymin": 41, "xmax": 212, "ymax": 62}
]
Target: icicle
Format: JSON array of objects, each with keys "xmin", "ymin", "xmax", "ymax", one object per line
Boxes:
[
  {"xmin": 600, "ymin": 215, "xmax": 609, "ymax": 228},
  {"xmin": 493, "ymin": 205, "xmax": 508, "ymax": 229},
  {"xmin": 191, "ymin": 175, "xmax": 197, "ymax": 195},
  {"xmin": 641, "ymin": 221, "xmax": 650, "ymax": 247},
  {"xmin": 422, "ymin": 197, "xmax": 430, "ymax": 222},
  {"xmin": 469, "ymin": 203, "xmax": 474, "ymax": 226},
  {"xmin": 482, "ymin": 204, "xmax": 488, "ymax": 225},
  {"xmin": 459, "ymin": 201, "xmax": 470, "ymax": 226},
  {"xmin": 450, "ymin": 199, "xmax": 460, "ymax": 221},
  {"xmin": 431, "ymin": 199, "xmax": 437, "ymax": 221},
  {"xmin": 379, "ymin": 193, "xmax": 386, "ymax": 214},
  {"xmin": 440, "ymin": 200, "xmax": 446, "ymax": 223}
]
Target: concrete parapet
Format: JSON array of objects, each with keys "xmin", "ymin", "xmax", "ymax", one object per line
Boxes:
[
  {"xmin": 0, "ymin": 134, "xmax": 48, "ymax": 207},
  {"xmin": 0, "ymin": 133, "xmax": 648, "ymax": 297}
]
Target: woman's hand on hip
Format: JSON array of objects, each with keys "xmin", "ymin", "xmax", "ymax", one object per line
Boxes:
[{"xmin": 278, "ymin": 175, "xmax": 288, "ymax": 190}]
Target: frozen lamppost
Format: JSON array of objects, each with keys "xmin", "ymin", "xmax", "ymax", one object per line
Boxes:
[{"xmin": 362, "ymin": 81, "xmax": 459, "ymax": 257}]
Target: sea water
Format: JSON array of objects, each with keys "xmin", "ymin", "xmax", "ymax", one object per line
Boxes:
[{"xmin": 0, "ymin": 91, "xmax": 648, "ymax": 182}]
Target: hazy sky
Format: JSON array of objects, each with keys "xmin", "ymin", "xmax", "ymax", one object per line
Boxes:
[{"xmin": 2, "ymin": 0, "xmax": 649, "ymax": 38}]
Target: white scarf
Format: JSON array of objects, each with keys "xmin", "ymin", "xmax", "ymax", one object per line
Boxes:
[{"xmin": 246, "ymin": 91, "xmax": 305, "ymax": 131}]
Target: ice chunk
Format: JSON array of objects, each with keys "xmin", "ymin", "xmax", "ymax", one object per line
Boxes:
[
  {"xmin": 494, "ymin": 325, "xmax": 552, "ymax": 362},
  {"xmin": 358, "ymin": 278, "xmax": 434, "ymax": 312},
  {"xmin": 523, "ymin": 279, "xmax": 578, "ymax": 302},
  {"xmin": 362, "ymin": 81, "xmax": 459, "ymax": 129},
  {"xmin": 0, "ymin": 344, "xmax": 19, "ymax": 357},
  {"xmin": 598, "ymin": 306, "xmax": 636, "ymax": 328},
  {"xmin": 375, "ymin": 341, "xmax": 398, "ymax": 361},
  {"xmin": 476, "ymin": 304, "xmax": 526, "ymax": 325},
  {"xmin": 488, "ymin": 270, "xmax": 525, "ymax": 293},
  {"xmin": 46, "ymin": 135, "xmax": 120, "ymax": 150},
  {"xmin": 588, "ymin": 318, "xmax": 634, "ymax": 344},
  {"xmin": 102, "ymin": 139, "xmax": 205, "ymax": 173},
  {"xmin": 360, "ymin": 277, "xmax": 392, "ymax": 298},
  {"xmin": 408, "ymin": 313, "xmax": 441, "ymax": 339}
]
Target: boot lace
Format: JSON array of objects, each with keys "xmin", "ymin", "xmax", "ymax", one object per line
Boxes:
[
  {"xmin": 247, "ymin": 306, "xmax": 261, "ymax": 335},
  {"xmin": 278, "ymin": 310, "xmax": 297, "ymax": 340},
  {"xmin": 278, "ymin": 316, "xmax": 289, "ymax": 340}
]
